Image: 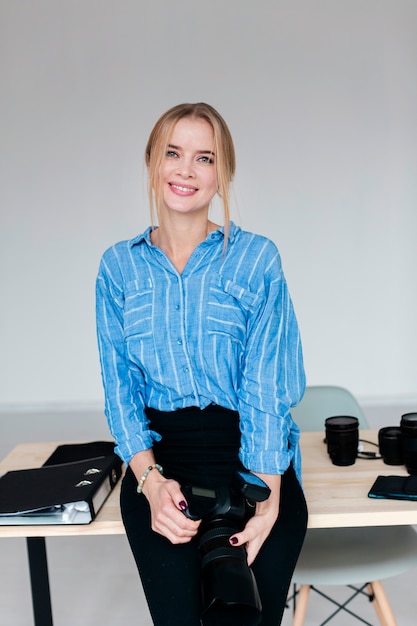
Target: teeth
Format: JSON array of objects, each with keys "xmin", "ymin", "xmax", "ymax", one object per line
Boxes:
[{"xmin": 172, "ymin": 184, "xmax": 195, "ymax": 192}]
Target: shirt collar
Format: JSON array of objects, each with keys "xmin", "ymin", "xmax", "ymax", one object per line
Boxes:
[
  {"xmin": 129, "ymin": 227, "xmax": 153, "ymax": 247},
  {"xmin": 129, "ymin": 221, "xmax": 239, "ymax": 248}
]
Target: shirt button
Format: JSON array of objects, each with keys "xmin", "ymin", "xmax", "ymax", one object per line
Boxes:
[
  {"xmin": 184, "ymin": 367, "xmax": 189, "ymax": 373},
  {"xmin": 175, "ymin": 305, "xmax": 180, "ymax": 310},
  {"xmin": 191, "ymin": 394, "xmax": 195, "ymax": 399},
  {"xmin": 177, "ymin": 339, "xmax": 182, "ymax": 345}
]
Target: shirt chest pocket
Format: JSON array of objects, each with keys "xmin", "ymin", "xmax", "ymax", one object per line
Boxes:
[
  {"xmin": 206, "ymin": 278, "xmax": 260, "ymax": 348},
  {"xmin": 123, "ymin": 279, "xmax": 153, "ymax": 339}
]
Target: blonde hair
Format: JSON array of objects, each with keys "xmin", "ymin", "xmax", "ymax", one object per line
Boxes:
[{"xmin": 145, "ymin": 103, "xmax": 236, "ymax": 241}]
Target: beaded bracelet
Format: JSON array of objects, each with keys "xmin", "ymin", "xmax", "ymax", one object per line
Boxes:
[{"xmin": 136, "ymin": 463, "xmax": 164, "ymax": 494}]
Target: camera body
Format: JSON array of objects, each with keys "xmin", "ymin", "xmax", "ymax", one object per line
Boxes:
[
  {"xmin": 181, "ymin": 470, "xmax": 270, "ymax": 523},
  {"xmin": 181, "ymin": 471, "xmax": 270, "ymax": 626}
]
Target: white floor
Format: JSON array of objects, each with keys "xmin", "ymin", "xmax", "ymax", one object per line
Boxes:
[{"xmin": 1, "ymin": 402, "xmax": 417, "ymax": 625}]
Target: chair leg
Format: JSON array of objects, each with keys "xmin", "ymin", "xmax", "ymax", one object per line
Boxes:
[
  {"xmin": 367, "ymin": 581, "xmax": 398, "ymax": 626},
  {"xmin": 292, "ymin": 584, "xmax": 311, "ymax": 626}
]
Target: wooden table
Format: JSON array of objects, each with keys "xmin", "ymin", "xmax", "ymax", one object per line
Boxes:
[
  {"xmin": 301, "ymin": 430, "xmax": 417, "ymax": 528},
  {"xmin": 1, "ymin": 431, "xmax": 417, "ymax": 625}
]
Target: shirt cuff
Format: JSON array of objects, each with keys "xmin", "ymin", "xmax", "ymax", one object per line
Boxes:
[
  {"xmin": 114, "ymin": 429, "xmax": 162, "ymax": 465},
  {"xmin": 239, "ymin": 448, "xmax": 292, "ymax": 475}
]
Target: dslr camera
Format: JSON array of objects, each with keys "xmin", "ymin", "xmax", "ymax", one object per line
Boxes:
[{"xmin": 181, "ymin": 470, "xmax": 271, "ymax": 626}]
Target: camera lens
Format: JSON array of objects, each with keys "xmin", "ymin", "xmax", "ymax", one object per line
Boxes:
[
  {"xmin": 400, "ymin": 413, "xmax": 417, "ymax": 475},
  {"xmin": 198, "ymin": 518, "xmax": 262, "ymax": 626},
  {"xmin": 325, "ymin": 416, "xmax": 359, "ymax": 466},
  {"xmin": 378, "ymin": 426, "xmax": 403, "ymax": 465}
]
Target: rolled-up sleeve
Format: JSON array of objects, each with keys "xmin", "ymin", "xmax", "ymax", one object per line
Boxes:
[
  {"xmin": 95, "ymin": 251, "xmax": 160, "ymax": 464},
  {"xmin": 237, "ymin": 246, "xmax": 305, "ymax": 475}
]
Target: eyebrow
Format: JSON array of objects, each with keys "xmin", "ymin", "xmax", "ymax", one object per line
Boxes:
[{"xmin": 168, "ymin": 143, "xmax": 215, "ymax": 156}]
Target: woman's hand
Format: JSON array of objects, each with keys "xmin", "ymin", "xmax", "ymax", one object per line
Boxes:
[
  {"xmin": 229, "ymin": 473, "xmax": 281, "ymax": 566},
  {"xmin": 144, "ymin": 475, "xmax": 201, "ymax": 544},
  {"xmin": 130, "ymin": 451, "xmax": 200, "ymax": 545}
]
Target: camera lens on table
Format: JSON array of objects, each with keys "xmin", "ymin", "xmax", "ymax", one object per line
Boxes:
[
  {"xmin": 378, "ymin": 426, "xmax": 403, "ymax": 465},
  {"xmin": 400, "ymin": 413, "xmax": 417, "ymax": 475},
  {"xmin": 325, "ymin": 415, "xmax": 359, "ymax": 466}
]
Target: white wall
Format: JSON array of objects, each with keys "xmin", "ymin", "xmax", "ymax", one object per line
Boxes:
[{"xmin": 1, "ymin": 0, "xmax": 416, "ymax": 411}]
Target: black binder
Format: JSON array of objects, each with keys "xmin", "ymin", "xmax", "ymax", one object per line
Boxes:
[{"xmin": 0, "ymin": 442, "xmax": 123, "ymax": 525}]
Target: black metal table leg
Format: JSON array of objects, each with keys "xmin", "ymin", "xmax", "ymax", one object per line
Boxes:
[{"xmin": 26, "ymin": 537, "xmax": 53, "ymax": 626}]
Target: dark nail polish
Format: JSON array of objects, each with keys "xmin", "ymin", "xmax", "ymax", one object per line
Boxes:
[
  {"xmin": 230, "ymin": 536, "xmax": 238, "ymax": 545},
  {"xmin": 179, "ymin": 500, "xmax": 187, "ymax": 511}
]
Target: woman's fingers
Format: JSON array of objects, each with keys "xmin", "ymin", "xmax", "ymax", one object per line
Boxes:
[
  {"xmin": 229, "ymin": 511, "xmax": 277, "ymax": 566},
  {"xmin": 148, "ymin": 478, "xmax": 200, "ymax": 543}
]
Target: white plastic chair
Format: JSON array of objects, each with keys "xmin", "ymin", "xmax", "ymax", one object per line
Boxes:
[{"xmin": 290, "ymin": 385, "xmax": 417, "ymax": 626}]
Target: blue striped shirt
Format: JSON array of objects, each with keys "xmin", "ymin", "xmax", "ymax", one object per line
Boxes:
[{"xmin": 96, "ymin": 222, "xmax": 305, "ymax": 481}]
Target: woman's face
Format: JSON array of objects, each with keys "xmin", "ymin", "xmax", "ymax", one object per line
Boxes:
[{"xmin": 160, "ymin": 117, "xmax": 218, "ymax": 218}]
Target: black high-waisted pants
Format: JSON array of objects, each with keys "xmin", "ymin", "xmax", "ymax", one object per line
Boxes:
[{"xmin": 121, "ymin": 405, "xmax": 308, "ymax": 626}]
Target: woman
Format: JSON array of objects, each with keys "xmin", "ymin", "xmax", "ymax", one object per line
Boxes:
[{"xmin": 96, "ymin": 102, "xmax": 308, "ymax": 625}]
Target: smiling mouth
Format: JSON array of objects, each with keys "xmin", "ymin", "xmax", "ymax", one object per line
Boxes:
[{"xmin": 169, "ymin": 183, "xmax": 197, "ymax": 194}]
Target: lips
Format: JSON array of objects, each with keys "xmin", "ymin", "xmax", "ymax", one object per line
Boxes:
[{"xmin": 169, "ymin": 183, "xmax": 198, "ymax": 195}]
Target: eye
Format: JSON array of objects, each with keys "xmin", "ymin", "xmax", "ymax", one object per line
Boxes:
[
  {"xmin": 166, "ymin": 150, "xmax": 179, "ymax": 158},
  {"xmin": 197, "ymin": 155, "xmax": 214, "ymax": 164}
]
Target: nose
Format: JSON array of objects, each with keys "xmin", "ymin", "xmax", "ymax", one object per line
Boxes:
[{"xmin": 177, "ymin": 157, "xmax": 195, "ymax": 178}]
